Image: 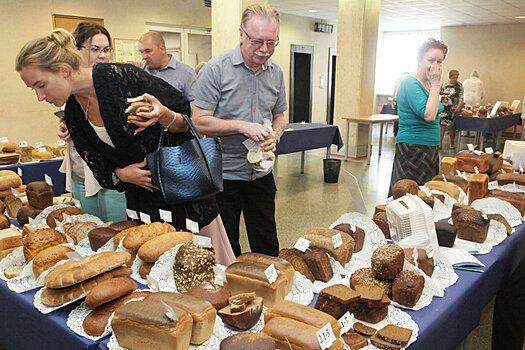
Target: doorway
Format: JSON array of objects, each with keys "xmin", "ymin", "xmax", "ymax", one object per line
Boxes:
[
  {"xmin": 289, "ymin": 44, "xmax": 313, "ymax": 123},
  {"xmin": 327, "ymin": 48, "xmax": 336, "ymax": 125}
]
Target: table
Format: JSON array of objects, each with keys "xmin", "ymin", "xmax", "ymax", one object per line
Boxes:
[
  {"xmin": 449, "ymin": 113, "xmax": 522, "ymax": 151},
  {"xmin": 274, "ymin": 122, "xmax": 343, "ymax": 174},
  {"xmin": 342, "ymin": 114, "xmax": 399, "ymax": 165},
  {"xmin": 0, "ymin": 158, "xmax": 67, "ymax": 195}
]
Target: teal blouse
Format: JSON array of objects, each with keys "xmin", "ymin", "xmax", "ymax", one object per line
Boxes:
[{"xmin": 396, "ymin": 76, "xmax": 443, "ymax": 146}]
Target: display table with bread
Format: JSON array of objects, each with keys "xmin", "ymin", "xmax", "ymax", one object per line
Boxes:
[{"xmin": 0, "ymin": 158, "xmax": 66, "ymax": 196}]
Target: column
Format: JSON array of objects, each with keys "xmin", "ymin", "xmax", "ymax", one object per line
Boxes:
[{"xmin": 334, "ymin": 0, "xmax": 380, "ymax": 158}]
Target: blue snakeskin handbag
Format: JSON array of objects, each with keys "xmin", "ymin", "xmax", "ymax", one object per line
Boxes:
[{"xmin": 146, "ymin": 114, "xmax": 223, "ymax": 204}]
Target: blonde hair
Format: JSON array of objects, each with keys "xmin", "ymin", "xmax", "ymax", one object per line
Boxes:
[
  {"xmin": 241, "ymin": 4, "xmax": 280, "ymax": 34},
  {"xmin": 15, "ymin": 29, "xmax": 82, "ymax": 73}
]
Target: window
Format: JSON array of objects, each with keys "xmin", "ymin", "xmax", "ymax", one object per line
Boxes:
[{"xmin": 375, "ymin": 30, "xmax": 440, "ymax": 96}]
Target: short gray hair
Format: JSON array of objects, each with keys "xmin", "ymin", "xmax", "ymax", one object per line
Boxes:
[{"xmin": 241, "ymin": 4, "xmax": 280, "ymax": 33}]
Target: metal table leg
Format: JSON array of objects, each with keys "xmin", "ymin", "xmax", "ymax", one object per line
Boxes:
[
  {"xmin": 345, "ymin": 120, "xmax": 350, "ymax": 161},
  {"xmin": 367, "ymin": 123, "xmax": 372, "ymax": 165},
  {"xmin": 326, "ymin": 146, "xmax": 331, "ymax": 158},
  {"xmin": 300, "ymin": 151, "xmax": 305, "ymax": 174},
  {"xmin": 496, "ymin": 130, "xmax": 502, "ymax": 149},
  {"xmin": 379, "ymin": 123, "xmax": 384, "ymax": 155},
  {"xmin": 456, "ymin": 132, "xmax": 461, "ymax": 153}
]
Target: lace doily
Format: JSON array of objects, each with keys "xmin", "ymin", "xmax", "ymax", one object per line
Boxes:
[
  {"xmin": 451, "ymin": 220, "xmax": 508, "ymax": 254},
  {"xmin": 429, "ymin": 190, "xmax": 457, "ymax": 208},
  {"xmin": 96, "ymin": 237, "xmax": 116, "ymax": 253},
  {"xmin": 329, "ymin": 212, "xmax": 388, "ymax": 273},
  {"xmin": 284, "ymin": 271, "xmax": 314, "ymax": 306},
  {"xmin": 107, "ymin": 315, "xmax": 229, "ymax": 350},
  {"xmin": 34, "ymin": 204, "xmax": 75, "ymax": 223},
  {"xmin": 426, "ymin": 250, "xmax": 458, "ymax": 297},
  {"xmin": 432, "ymin": 197, "xmax": 452, "ymax": 221},
  {"xmin": 34, "ymin": 286, "xmax": 88, "ymax": 314},
  {"xmin": 471, "ymin": 198, "xmax": 523, "ymax": 227},
  {"xmin": 0, "ymin": 246, "xmax": 25, "ymax": 282},
  {"xmin": 499, "ymin": 183, "xmax": 525, "ymax": 194},
  {"xmin": 148, "ymin": 244, "xmax": 183, "ymax": 292},
  {"xmin": 130, "ymin": 254, "xmax": 147, "ymax": 285},
  {"xmin": 76, "ymin": 237, "xmax": 99, "ymax": 257}
]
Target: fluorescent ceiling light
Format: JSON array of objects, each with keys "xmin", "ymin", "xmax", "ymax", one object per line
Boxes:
[
  {"xmin": 515, "ymin": 16, "xmax": 525, "ymax": 19},
  {"xmin": 309, "ymin": 9, "xmax": 318, "ymax": 13}
]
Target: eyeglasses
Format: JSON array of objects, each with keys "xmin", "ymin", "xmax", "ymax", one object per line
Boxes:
[
  {"xmin": 81, "ymin": 46, "xmax": 113, "ymax": 54},
  {"xmin": 242, "ymin": 30, "xmax": 279, "ymax": 48}
]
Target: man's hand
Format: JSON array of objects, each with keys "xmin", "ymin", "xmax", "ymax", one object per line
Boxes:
[
  {"xmin": 115, "ymin": 159, "xmax": 156, "ymax": 192},
  {"xmin": 260, "ymin": 130, "xmax": 278, "ymax": 152},
  {"xmin": 238, "ymin": 121, "xmax": 271, "ymax": 142},
  {"xmin": 57, "ymin": 121, "xmax": 71, "ymax": 141}
]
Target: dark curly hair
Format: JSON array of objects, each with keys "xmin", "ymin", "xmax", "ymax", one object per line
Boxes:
[
  {"xmin": 417, "ymin": 38, "xmax": 447, "ymax": 62},
  {"xmin": 72, "ymin": 22, "xmax": 111, "ymax": 50}
]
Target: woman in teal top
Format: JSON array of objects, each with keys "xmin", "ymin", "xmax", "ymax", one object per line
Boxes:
[{"xmin": 388, "ymin": 38, "xmax": 447, "ymax": 197}]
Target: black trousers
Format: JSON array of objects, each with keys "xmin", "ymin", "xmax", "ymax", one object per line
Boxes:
[
  {"xmin": 216, "ymin": 173, "xmax": 279, "ymax": 257},
  {"xmin": 492, "ymin": 256, "xmax": 525, "ymax": 350}
]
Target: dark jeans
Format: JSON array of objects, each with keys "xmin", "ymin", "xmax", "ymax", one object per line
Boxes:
[
  {"xmin": 216, "ymin": 173, "xmax": 279, "ymax": 257},
  {"xmin": 492, "ymin": 256, "xmax": 525, "ymax": 350}
]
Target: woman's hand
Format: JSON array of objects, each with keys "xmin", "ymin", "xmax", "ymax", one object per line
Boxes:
[
  {"xmin": 115, "ymin": 158, "xmax": 157, "ymax": 192},
  {"xmin": 129, "ymin": 93, "xmax": 173, "ymax": 134},
  {"xmin": 427, "ymin": 64, "xmax": 442, "ymax": 86},
  {"xmin": 57, "ymin": 121, "xmax": 71, "ymax": 141}
]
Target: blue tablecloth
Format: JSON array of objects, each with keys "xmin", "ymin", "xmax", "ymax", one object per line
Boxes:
[
  {"xmin": 0, "ymin": 158, "xmax": 66, "ymax": 195},
  {"xmin": 448, "ymin": 113, "xmax": 521, "ymax": 134},
  {"xmin": 275, "ymin": 123, "xmax": 343, "ymax": 155}
]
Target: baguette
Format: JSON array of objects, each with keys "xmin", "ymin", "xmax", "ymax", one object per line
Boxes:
[
  {"xmin": 137, "ymin": 231, "xmax": 193, "ymax": 262},
  {"xmin": 44, "ymin": 251, "xmax": 131, "ymax": 288},
  {"xmin": 83, "ymin": 290, "xmax": 150, "ymax": 336},
  {"xmin": 122, "ymin": 222, "xmax": 175, "ymax": 251},
  {"xmin": 85, "ymin": 277, "xmax": 137, "ymax": 309},
  {"xmin": 41, "ymin": 266, "xmax": 132, "ymax": 307}
]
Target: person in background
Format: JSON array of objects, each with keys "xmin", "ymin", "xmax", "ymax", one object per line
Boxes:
[
  {"xmin": 463, "ymin": 71, "xmax": 485, "ymax": 107},
  {"xmin": 138, "ymin": 31, "xmax": 196, "ymax": 106},
  {"xmin": 56, "ymin": 23, "xmax": 127, "ymax": 222},
  {"xmin": 388, "ymin": 38, "xmax": 446, "ymax": 197},
  {"xmin": 193, "ymin": 4, "xmax": 287, "ymax": 257},
  {"xmin": 195, "ymin": 61, "xmax": 207, "ymax": 75},
  {"xmin": 439, "ymin": 68, "xmax": 463, "ymax": 149}
]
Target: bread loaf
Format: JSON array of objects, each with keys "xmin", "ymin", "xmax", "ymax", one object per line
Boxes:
[
  {"xmin": 83, "ymin": 290, "xmax": 151, "ymax": 336},
  {"xmin": 333, "ymin": 223, "xmax": 365, "ymax": 252},
  {"xmin": 278, "ymin": 248, "xmax": 315, "ymax": 282},
  {"xmin": 440, "ymin": 157, "xmax": 457, "ymax": 176},
  {"xmin": 32, "ymin": 245, "xmax": 74, "ymax": 279},
  {"xmin": 303, "ymin": 227, "xmax": 354, "ymax": 265},
  {"xmin": 46, "ymin": 206, "xmax": 85, "ymax": 228},
  {"xmin": 456, "ymin": 151, "xmax": 490, "ymax": 173},
  {"xmin": 137, "ymin": 231, "xmax": 193, "ymax": 262},
  {"xmin": 219, "ymin": 333, "xmax": 276, "ymax": 350},
  {"xmin": 403, "ymin": 248, "xmax": 434, "ymax": 277},
  {"xmin": 455, "ymin": 210, "xmax": 490, "ymax": 243},
  {"xmin": 88, "ymin": 227, "xmax": 118, "ymax": 251},
  {"xmin": 0, "ymin": 247, "xmax": 17, "ymax": 261},
  {"xmin": 303, "ymin": 248, "xmax": 333, "ymax": 282},
  {"xmin": 0, "ymin": 213, "xmax": 9, "ymax": 230},
  {"xmin": 0, "ymin": 142, "xmax": 16, "ymax": 153},
  {"xmin": 108, "ymin": 220, "xmax": 138, "ymax": 232},
  {"xmin": 496, "ymin": 173, "xmax": 525, "ymax": 187},
  {"xmin": 391, "ymin": 270, "xmax": 424, "ymax": 308},
  {"xmin": 0, "ymin": 227, "xmax": 22, "ymax": 251},
  {"xmin": 44, "ymin": 251, "xmax": 131, "ymax": 288},
  {"xmin": 26, "ymin": 181, "xmax": 54, "ymax": 210},
  {"xmin": 0, "ymin": 170, "xmax": 22, "ymax": 191},
  {"xmin": 146, "ymin": 292, "xmax": 217, "ymax": 345},
  {"xmin": 4, "ymin": 265, "xmax": 23, "ymax": 279},
  {"xmin": 468, "ymin": 173, "xmax": 489, "ymax": 205},
  {"xmin": 350, "ymin": 267, "xmax": 393, "ymax": 298},
  {"xmin": 236, "ymin": 252, "xmax": 295, "ymax": 294},
  {"xmin": 371, "ymin": 244, "xmax": 404, "ymax": 279},
  {"xmin": 122, "ymin": 222, "xmax": 175, "ymax": 251},
  {"xmin": 173, "ymin": 242, "xmax": 215, "ymax": 293},
  {"xmin": 22, "ymin": 227, "xmax": 66, "ymax": 263},
  {"xmin": 16, "ymin": 206, "xmax": 41, "ymax": 226},
  {"xmin": 111, "ymin": 300, "xmax": 193, "ymax": 350},
  {"xmin": 423, "ymin": 180, "xmax": 460, "ymax": 200},
  {"xmin": 218, "ymin": 295, "xmax": 263, "ymax": 330},
  {"xmin": 373, "ymin": 212, "xmax": 391, "ymax": 239},
  {"xmin": 4, "ymin": 195, "xmax": 23, "ymax": 218},
  {"xmin": 314, "ymin": 284, "xmax": 360, "ymax": 320},
  {"xmin": 63, "ymin": 222, "xmax": 97, "ymax": 244},
  {"xmin": 431, "ymin": 174, "xmax": 468, "ymax": 193},
  {"xmin": 489, "ymin": 155, "xmax": 503, "ymax": 174},
  {"xmin": 185, "ymin": 283, "xmax": 232, "ymax": 311},
  {"xmin": 85, "ymin": 277, "xmax": 137, "ymax": 309},
  {"xmin": 41, "ymin": 266, "xmax": 132, "ymax": 307},
  {"xmin": 392, "ymin": 179, "xmax": 418, "ymax": 199},
  {"xmin": 0, "ymin": 185, "xmax": 26, "ymax": 200}
]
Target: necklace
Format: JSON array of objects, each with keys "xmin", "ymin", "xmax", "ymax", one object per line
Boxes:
[{"xmin": 77, "ymin": 85, "xmax": 94, "ymax": 120}]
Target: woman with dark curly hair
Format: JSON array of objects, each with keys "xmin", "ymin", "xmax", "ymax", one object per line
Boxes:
[{"xmin": 388, "ymin": 38, "xmax": 446, "ymax": 197}]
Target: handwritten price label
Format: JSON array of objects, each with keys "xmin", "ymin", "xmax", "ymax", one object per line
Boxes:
[
  {"xmin": 34, "ymin": 142, "xmax": 43, "ymax": 148},
  {"xmin": 57, "ymin": 140, "xmax": 66, "ymax": 146},
  {"xmin": 485, "ymin": 147, "xmax": 494, "ymax": 154},
  {"xmin": 316, "ymin": 323, "xmax": 336, "ymax": 349},
  {"xmin": 0, "ymin": 137, "xmax": 8, "ymax": 143},
  {"xmin": 338, "ymin": 311, "xmax": 352, "ymax": 335},
  {"xmin": 294, "ymin": 237, "xmax": 311, "ymax": 252},
  {"xmin": 38, "ymin": 147, "xmax": 47, "ymax": 153},
  {"xmin": 139, "ymin": 212, "xmax": 151, "ymax": 224},
  {"xmin": 473, "ymin": 150, "xmax": 483, "ymax": 156},
  {"xmin": 332, "ymin": 233, "xmax": 343, "ymax": 249},
  {"xmin": 488, "ymin": 181, "xmax": 498, "ymax": 190},
  {"xmin": 467, "ymin": 144, "xmax": 475, "ymax": 151},
  {"xmin": 265, "ymin": 264, "xmax": 278, "ymax": 284},
  {"xmin": 18, "ymin": 141, "xmax": 28, "ymax": 148}
]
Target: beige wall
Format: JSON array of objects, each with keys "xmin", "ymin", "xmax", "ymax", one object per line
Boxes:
[
  {"xmin": 441, "ymin": 23, "xmax": 525, "ymax": 110},
  {"xmin": 0, "ymin": 0, "xmax": 211, "ymax": 144}
]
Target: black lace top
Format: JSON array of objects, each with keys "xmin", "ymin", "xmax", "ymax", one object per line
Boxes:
[{"xmin": 64, "ymin": 63, "xmax": 218, "ymax": 228}]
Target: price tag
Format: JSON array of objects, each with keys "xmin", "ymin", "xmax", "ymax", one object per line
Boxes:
[
  {"xmin": 147, "ymin": 275, "xmax": 160, "ymax": 292},
  {"xmin": 28, "ymin": 217, "xmax": 38, "ymax": 229},
  {"xmin": 467, "ymin": 144, "xmax": 475, "ymax": 151},
  {"xmin": 38, "ymin": 147, "xmax": 47, "ymax": 153},
  {"xmin": 126, "ymin": 209, "xmax": 138, "ymax": 220},
  {"xmin": 332, "ymin": 233, "xmax": 343, "ymax": 249},
  {"xmin": 18, "ymin": 141, "xmax": 28, "ymax": 148},
  {"xmin": 64, "ymin": 233, "xmax": 75, "ymax": 245},
  {"xmin": 264, "ymin": 264, "xmax": 278, "ymax": 284},
  {"xmin": 34, "ymin": 142, "xmax": 43, "ymax": 148},
  {"xmin": 193, "ymin": 234, "xmax": 212, "ymax": 248},
  {"xmin": 456, "ymin": 170, "xmax": 462, "ymax": 177},
  {"xmin": 62, "ymin": 213, "xmax": 75, "ymax": 224},
  {"xmin": 214, "ymin": 265, "xmax": 227, "ymax": 284},
  {"xmin": 338, "ymin": 311, "xmax": 352, "ymax": 335},
  {"xmin": 488, "ymin": 181, "xmax": 498, "ymax": 190},
  {"xmin": 159, "ymin": 209, "xmax": 172, "ymax": 223},
  {"xmin": 11, "ymin": 188, "xmax": 21, "ymax": 198},
  {"xmin": 17, "ymin": 167, "xmax": 22, "ymax": 177},
  {"xmin": 485, "ymin": 147, "xmax": 494, "ymax": 154},
  {"xmin": 474, "ymin": 166, "xmax": 479, "ymax": 174},
  {"xmin": 316, "ymin": 323, "xmax": 336, "ymax": 350},
  {"xmin": 473, "ymin": 150, "xmax": 483, "ymax": 156},
  {"xmin": 442, "ymin": 174, "xmax": 448, "ymax": 183},
  {"xmin": 54, "ymin": 219, "xmax": 65, "ymax": 233},
  {"xmin": 294, "ymin": 237, "xmax": 311, "ymax": 252},
  {"xmin": 57, "ymin": 140, "xmax": 66, "ymax": 146},
  {"xmin": 66, "ymin": 251, "xmax": 85, "ymax": 262},
  {"xmin": 186, "ymin": 218, "xmax": 200, "ymax": 234},
  {"xmin": 0, "ymin": 137, "xmax": 8, "ymax": 143},
  {"xmin": 44, "ymin": 174, "xmax": 53, "ymax": 186},
  {"xmin": 520, "ymin": 164, "xmax": 524, "ymax": 174},
  {"xmin": 161, "ymin": 300, "xmax": 179, "ymax": 322},
  {"xmin": 139, "ymin": 212, "xmax": 151, "ymax": 224},
  {"xmin": 422, "ymin": 186, "xmax": 432, "ymax": 197}
]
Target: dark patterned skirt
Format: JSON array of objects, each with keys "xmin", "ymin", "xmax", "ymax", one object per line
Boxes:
[{"xmin": 388, "ymin": 143, "xmax": 439, "ymax": 197}]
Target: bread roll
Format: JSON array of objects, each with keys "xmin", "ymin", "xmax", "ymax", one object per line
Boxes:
[
  {"xmin": 0, "ymin": 142, "xmax": 17, "ymax": 153},
  {"xmin": 138, "ymin": 261, "xmax": 154, "ymax": 279},
  {"xmin": 0, "ymin": 170, "xmax": 22, "ymax": 191},
  {"xmin": 16, "ymin": 206, "xmax": 41, "ymax": 226},
  {"xmin": 46, "ymin": 206, "xmax": 85, "ymax": 228},
  {"xmin": 32, "ymin": 245, "xmax": 74, "ymax": 279},
  {"xmin": 41, "ymin": 266, "xmax": 132, "ymax": 307},
  {"xmin": 4, "ymin": 265, "xmax": 23, "ymax": 279},
  {"xmin": 0, "ymin": 213, "xmax": 9, "ymax": 230},
  {"xmin": 108, "ymin": 220, "xmax": 138, "ymax": 232},
  {"xmin": 122, "ymin": 222, "xmax": 175, "ymax": 251},
  {"xmin": 85, "ymin": 277, "xmax": 137, "ymax": 309},
  {"xmin": 44, "ymin": 251, "xmax": 131, "ymax": 288},
  {"xmin": 137, "ymin": 231, "xmax": 193, "ymax": 262}
]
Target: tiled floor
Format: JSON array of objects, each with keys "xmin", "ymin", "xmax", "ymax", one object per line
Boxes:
[{"xmin": 236, "ymin": 126, "xmax": 497, "ymax": 350}]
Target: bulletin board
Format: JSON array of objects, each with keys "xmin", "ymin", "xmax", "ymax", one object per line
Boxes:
[
  {"xmin": 52, "ymin": 14, "xmax": 104, "ymax": 32},
  {"xmin": 114, "ymin": 38, "xmax": 142, "ymax": 63}
]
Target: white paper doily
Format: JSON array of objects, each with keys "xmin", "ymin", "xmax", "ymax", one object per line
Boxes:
[
  {"xmin": 429, "ymin": 190, "xmax": 457, "ymax": 208},
  {"xmin": 148, "ymin": 244, "xmax": 183, "ymax": 292},
  {"xmin": 450, "ymin": 220, "xmax": 508, "ymax": 254},
  {"xmin": 312, "ymin": 256, "xmax": 344, "ymax": 294},
  {"xmin": 130, "ymin": 254, "xmax": 147, "ymax": 285},
  {"xmin": 96, "ymin": 237, "xmax": 116, "ymax": 253},
  {"xmin": 284, "ymin": 271, "xmax": 314, "ymax": 306},
  {"xmin": 34, "ymin": 286, "xmax": 88, "ymax": 314},
  {"xmin": 432, "ymin": 197, "xmax": 452, "ymax": 221},
  {"xmin": 425, "ymin": 250, "xmax": 457, "ymax": 297},
  {"xmin": 499, "ymin": 183, "xmax": 525, "ymax": 193},
  {"xmin": 34, "ymin": 204, "xmax": 75, "ymax": 223},
  {"xmin": 107, "ymin": 314, "xmax": 228, "ymax": 350},
  {"xmin": 0, "ymin": 246, "xmax": 25, "ymax": 282},
  {"xmin": 76, "ymin": 237, "xmax": 99, "ymax": 257},
  {"xmin": 471, "ymin": 198, "xmax": 523, "ymax": 227}
]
